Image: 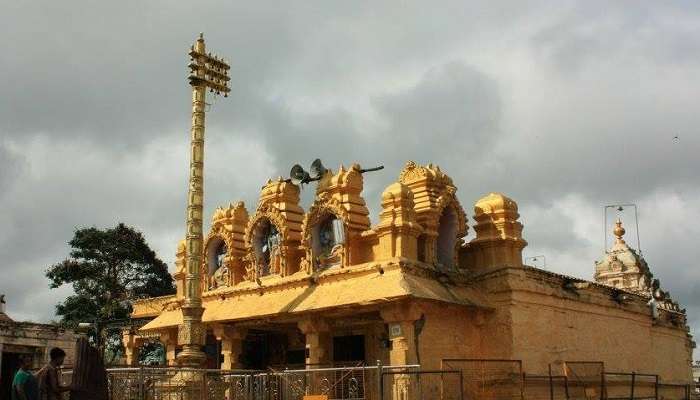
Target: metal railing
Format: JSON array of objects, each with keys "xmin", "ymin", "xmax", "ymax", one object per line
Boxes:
[
  {"xmin": 442, "ymin": 358, "xmax": 524, "ymax": 400},
  {"xmin": 439, "ymin": 359, "xmax": 694, "ymax": 400},
  {"xmin": 93, "ymin": 361, "xmax": 694, "ymax": 400},
  {"xmin": 104, "ymin": 363, "xmax": 423, "ymax": 400},
  {"xmin": 380, "ymin": 368, "xmax": 464, "ymax": 400}
]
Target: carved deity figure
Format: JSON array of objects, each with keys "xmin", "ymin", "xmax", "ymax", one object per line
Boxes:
[
  {"xmin": 257, "ymin": 222, "xmax": 281, "ymax": 276},
  {"xmin": 212, "ymin": 264, "xmax": 230, "ymax": 288},
  {"xmin": 209, "ymin": 241, "xmax": 229, "ymax": 289},
  {"xmin": 316, "ymin": 217, "xmax": 345, "ymax": 268}
]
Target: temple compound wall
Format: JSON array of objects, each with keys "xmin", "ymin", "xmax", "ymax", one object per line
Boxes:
[{"xmin": 126, "ymin": 161, "xmax": 693, "ymax": 385}]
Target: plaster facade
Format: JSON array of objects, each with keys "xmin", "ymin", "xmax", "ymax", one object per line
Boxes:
[{"xmin": 126, "ymin": 161, "xmax": 694, "ymax": 387}]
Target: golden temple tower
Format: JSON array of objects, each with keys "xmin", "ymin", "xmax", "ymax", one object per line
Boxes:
[{"xmin": 178, "ymin": 33, "xmax": 230, "ymax": 367}]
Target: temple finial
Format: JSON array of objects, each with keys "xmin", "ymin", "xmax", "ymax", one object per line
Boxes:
[{"xmin": 614, "ymin": 218, "xmax": 626, "ymax": 244}]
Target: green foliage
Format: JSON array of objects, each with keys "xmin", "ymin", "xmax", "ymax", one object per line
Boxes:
[
  {"xmin": 139, "ymin": 342, "xmax": 166, "ymax": 365},
  {"xmin": 46, "ymin": 223, "xmax": 175, "ymax": 357}
]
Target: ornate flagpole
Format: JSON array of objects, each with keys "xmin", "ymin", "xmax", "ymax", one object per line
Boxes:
[{"xmin": 177, "ymin": 33, "xmax": 230, "ymax": 367}]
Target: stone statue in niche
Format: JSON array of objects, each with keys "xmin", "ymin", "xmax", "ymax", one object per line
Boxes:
[
  {"xmin": 212, "ymin": 264, "xmax": 229, "ymax": 288},
  {"xmin": 210, "ymin": 241, "xmax": 230, "ymax": 289},
  {"xmin": 257, "ymin": 222, "xmax": 281, "ymax": 276},
  {"xmin": 316, "ymin": 216, "xmax": 345, "ymax": 268}
]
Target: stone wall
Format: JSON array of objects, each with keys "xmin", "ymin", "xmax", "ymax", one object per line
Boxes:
[
  {"xmin": 0, "ymin": 321, "xmax": 77, "ymax": 367},
  {"xmin": 485, "ymin": 267, "xmax": 692, "ymax": 382},
  {"xmin": 408, "ymin": 266, "xmax": 692, "ymax": 385},
  {"xmin": 416, "ymin": 302, "xmax": 514, "ymax": 370}
]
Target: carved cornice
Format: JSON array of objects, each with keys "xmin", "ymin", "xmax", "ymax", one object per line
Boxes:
[{"xmin": 398, "ymin": 160, "xmax": 454, "ymax": 187}]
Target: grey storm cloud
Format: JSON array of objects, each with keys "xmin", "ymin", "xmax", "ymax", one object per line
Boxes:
[
  {"xmin": 0, "ymin": 143, "xmax": 25, "ymax": 197},
  {"xmin": 1, "ymin": 1, "xmax": 699, "ymax": 356}
]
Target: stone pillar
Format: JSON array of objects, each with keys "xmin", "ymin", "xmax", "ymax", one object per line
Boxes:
[
  {"xmin": 160, "ymin": 330, "xmax": 178, "ymax": 366},
  {"xmin": 122, "ymin": 331, "xmax": 141, "ymax": 367},
  {"xmin": 381, "ymin": 304, "xmax": 424, "ymax": 400},
  {"xmin": 166, "ymin": 343, "xmax": 177, "ymax": 366},
  {"xmin": 298, "ymin": 318, "xmax": 332, "ymax": 367},
  {"xmin": 380, "ymin": 305, "xmax": 422, "ymax": 366},
  {"xmin": 213, "ymin": 325, "xmax": 246, "ymax": 370}
]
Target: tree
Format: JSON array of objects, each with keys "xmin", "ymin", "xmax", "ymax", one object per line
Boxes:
[{"xmin": 47, "ymin": 223, "xmax": 175, "ymax": 363}]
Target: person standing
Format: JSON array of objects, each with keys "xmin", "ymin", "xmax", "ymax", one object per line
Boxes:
[
  {"xmin": 36, "ymin": 348, "xmax": 70, "ymax": 400},
  {"xmin": 11, "ymin": 355, "xmax": 38, "ymax": 400}
]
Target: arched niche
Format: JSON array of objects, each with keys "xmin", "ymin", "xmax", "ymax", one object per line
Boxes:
[
  {"xmin": 310, "ymin": 212, "xmax": 346, "ymax": 269},
  {"xmin": 417, "ymin": 235, "xmax": 427, "ymax": 262},
  {"xmin": 206, "ymin": 237, "xmax": 227, "ymax": 276},
  {"xmin": 203, "ymin": 235, "xmax": 233, "ymax": 289},
  {"xmin": 244, "ymin": 199, "xmax": 303, "ymax": 279},
  {"xmin": 250, "ymin": 217, "xmax": 283, "ymax": 277},
  {"xmin": 430, "ymin": 194, "xmax": 467, "ymax": 268},
  {"xmin": 436, "ymin": 205, "xmax": 459, "ymax": 268},
  {"xmin": 301, "ymin": 199, "xmax": 351, "ymax": 273}
]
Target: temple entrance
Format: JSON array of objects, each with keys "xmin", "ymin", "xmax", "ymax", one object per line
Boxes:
[
  {"xmin": 333, "ymin": 334, "xmax": 365, "ymax": 364},
  {"xmin": 241, "ymin": 329, "xmax": 303, "ymax": 370},
  {"xmin": 1, "ymin": 352, "xmax": 22, "ymax": 400},
  {"xmin": 204, "ymin": 333, "xmax": 220, "ymax": 369}
]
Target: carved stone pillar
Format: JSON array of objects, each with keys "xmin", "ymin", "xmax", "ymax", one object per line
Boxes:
[
  {"xmin": 165, "ymin": 344, "xmax": 177, "ymax": 366},
  {"xmin": 121, "ymin": 331, "xmax": 142, "ymax": 367},
  {"xmin": 381, "ymin": 303, "xmax": 424, "ymax": 400},
  {"xmin": 380, "ymin": 304, "xmax": 422, "ymax": 366},
  {"xmin": 159, "ymin": 330, "xmax": 178, "ymax": 366},
  {"xmin": 213, "ymin": 325, "xmax": 247, "ymax": 370},
  {"xmin": 298, "ymin": 318, "xmax": 332, "ymax": 367}
]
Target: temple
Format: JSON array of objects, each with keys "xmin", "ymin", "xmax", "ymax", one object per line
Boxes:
[{"xmin": 125, "ymin": 161, "xmax": 693, "ymax": 384}]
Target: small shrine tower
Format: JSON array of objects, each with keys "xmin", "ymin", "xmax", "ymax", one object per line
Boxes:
[{"xmin": 594, "ymin": 219, "xmax": 653, "ymax": 294}]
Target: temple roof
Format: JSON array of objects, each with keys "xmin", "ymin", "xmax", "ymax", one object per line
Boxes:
[{"xmin": 139, "ymin": 261, "xmax": 491, "ymax": 331}]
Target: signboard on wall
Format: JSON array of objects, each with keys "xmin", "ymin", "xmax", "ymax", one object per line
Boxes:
[{"xmin": 389, "ymin": 323, "xmax": 402, "ymax": 338}]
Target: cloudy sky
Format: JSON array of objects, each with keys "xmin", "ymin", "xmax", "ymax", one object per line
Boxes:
[{"xmin": 1, "ymin": 1, "xmax": 698, "ymax": 355}]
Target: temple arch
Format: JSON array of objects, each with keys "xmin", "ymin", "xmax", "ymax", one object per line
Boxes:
[
  {"xmin": 436, "ymin": 203, "xmax": 460, "ymax": 268},
  {"xmin": 201, "ymin": 202, "xmax": 249, "ymax": 290},
  {"xmin": 250, "ymin": 217, "xmax": 283, "ymax": 277},
  {"xmin": 202, "ymin": 232, "xmax": 235, "ymax": 290},
  {"xmin": 310, "ymin": 211, "xmax": 346, "ymax": 269},
  {"xmin": 242, "ymin": 179, "xmax": 305, "ymax": 279},
  {"xmin": 301, "ymin": 195, "xmax": 353, "ymax": 272},
  {"xmin": 205, "ymin": 236, "xmax": 227, "ymax": 276},
  {"xmin": 398, "ymin": 161, "xmax": 468, "ymax": 268}
]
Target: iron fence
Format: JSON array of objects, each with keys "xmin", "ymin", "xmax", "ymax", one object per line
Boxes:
[
  {"xmin": 104, "ymin": 364, "xmax": 421, "ymax": 400},
  {"xmin": 439, "ymin": 359, "xmax": 693, "ymax": 400},
  {"xmin": 97, "ymin": 362, "xmax": 693, "ymax": 400},
  {"xmin": 380, "ymin": 369, "xmax": 463, "ymax": 400},
  {"xmin": 657, "ymin": 384, "xmax": 691, "ymax": 400},
  {"xmin": 522, "ymin": 374, "xmax": 568, "ymax": 400},
  {"xmin": 604, "ymin": 372, "xmax": 658, "ymax": 400},
  {"xmin": 442, "ymin": 358, "xmax": 524, "ymax": 400},
  {"xmin": 562, "ymin": 361, "xmax": 605, "ymax": 400}
]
